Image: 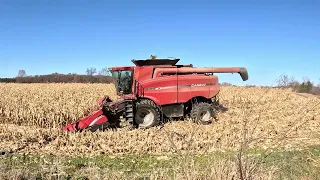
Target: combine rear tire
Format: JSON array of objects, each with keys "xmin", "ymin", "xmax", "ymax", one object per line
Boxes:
[
  {"xmin": 190, "ymin": 102, "xmax": 215, "ymax": 125},
  {"xmin": 134, "ymin": 99, "xmax": 160, "ymax": 128}
]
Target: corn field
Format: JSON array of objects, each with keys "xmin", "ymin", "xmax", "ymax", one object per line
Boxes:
[{"xmin": 0, "ymin": 83, "xmax": 320, "ymax": 157}]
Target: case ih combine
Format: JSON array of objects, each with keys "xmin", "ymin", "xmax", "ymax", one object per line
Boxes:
[{"xmin": 63, "ymin": 58, "xmax": 248, "ymax": 132}]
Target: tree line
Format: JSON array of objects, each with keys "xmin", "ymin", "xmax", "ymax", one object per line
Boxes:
[
  {"xmin": 218, "ymin": 75, "xmax": 320, "ymax": 96},
  {"xmin": 0, "ymin": 68, "xmax": 114, "ymax": 83},
  {"xmin": 275, "ymin": 74, "xmax": 320, "ymax": 95}
]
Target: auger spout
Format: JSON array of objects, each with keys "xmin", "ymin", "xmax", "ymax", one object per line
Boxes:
[{"xmin": 153, "ymin": 67, "xmax": 248, "ymax": 81}]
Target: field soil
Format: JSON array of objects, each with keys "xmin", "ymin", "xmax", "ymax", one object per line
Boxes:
[{"xmin": 1, "ymin": 83, "xmax": 320, "ymax": 179}]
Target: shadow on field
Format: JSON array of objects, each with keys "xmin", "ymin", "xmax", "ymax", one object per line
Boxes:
[
  {"xmin": 76, "ymin": 102, "xmax": 230, "ymax": 132},
  {"xmin": 214, "ymin": 103, "xmax": 229, "ymax": 113},
  {"xmin": 158, "ymin": 102, "xmax": 229, "ymax": 126}
]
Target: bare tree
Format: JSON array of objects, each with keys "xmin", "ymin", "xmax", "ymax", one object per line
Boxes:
[
  {"xmin": 276, "ymin": 74, "xmax": 296, "ymax": 87},
  {"xmin": 86, "ymin": 67, "xmax": 97, "ymax": 76},
  {"xmin": 17, "ymin": 70, "xmax": 26, "ymax": 77},
  {"xmin": 98, "ymin": 67, "xmax": 111, "ymax": 76},
  {"xmin": 302, "ymin": 76, "xmax": 311, "ymax": 83}
]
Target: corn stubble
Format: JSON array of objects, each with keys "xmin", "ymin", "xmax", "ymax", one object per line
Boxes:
[{"xmin": 0, "ymin": 83, "xmax": 320, "ymax": 157}]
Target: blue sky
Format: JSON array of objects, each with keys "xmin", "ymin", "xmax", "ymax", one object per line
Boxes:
[{"xmin": 0, "ymin": 0, "xmax": 319, "ymax": 86}]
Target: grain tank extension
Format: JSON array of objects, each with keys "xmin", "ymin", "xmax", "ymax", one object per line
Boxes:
[{"xmin": 63, "ymin": 58, "xmax": 248, "ymax": 131}]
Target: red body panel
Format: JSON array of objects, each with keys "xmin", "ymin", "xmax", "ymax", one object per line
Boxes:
[
  {"xmin": 134, "ymin": 66, "xmax": 154, "ymax": 82},
  {"xmin": 177, "ymin": 75, "xmax": 219, "ymax": 103},
  {"xmin": 109, "ymin": 66, "xmax": 134, "ymax": 71},
  {"xmin": 138, "ymin": 76, "xmax": 179, "ymax": 105},
  {"xmin": 63, "ymin": 96, "xmax": 113, "ymax": 131},
  {"xmin": 137, "ymin": 74, "xmax": 219, "ymax": 105},
  {"xmin": 63, "ymin": 109, "xmax": 108, "ymax": 131}
]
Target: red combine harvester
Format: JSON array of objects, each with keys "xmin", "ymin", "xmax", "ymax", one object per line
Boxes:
[{"xmin": 63, "ymin": 58, "xmax": 248, "ymax": 132}]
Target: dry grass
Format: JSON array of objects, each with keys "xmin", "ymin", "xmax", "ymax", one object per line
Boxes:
[
  {"xmin": 0, "ymin": 83, "xmax": 118, "ymax": 128},
  {"xmin": 1, "ymin": 83, "xmax": 320, "ymax": 179},
  {"xmin": 0, "ymin": 154, "xmax": 276, "ymax": 180},
  {"xmin": 0, "ymin": 83, "xmax": 319, "ymax": 157}
]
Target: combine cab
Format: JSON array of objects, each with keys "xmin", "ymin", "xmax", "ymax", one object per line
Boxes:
[{"xmin": 64, "ymin": 58, "xmax": 248, "ymax": 132}]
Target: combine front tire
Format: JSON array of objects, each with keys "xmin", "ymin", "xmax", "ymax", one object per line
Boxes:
[
  {"xmin": 190, "ymin": 102, "xmax": 215, "ymax": 125},
  {"xmin": 134, "ymin": 99, "xmax": 160, "ymax": 128}
]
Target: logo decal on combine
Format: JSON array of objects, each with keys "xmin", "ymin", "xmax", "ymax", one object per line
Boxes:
[
  {"xmin": 146, "ymin": 87, "xmax": 171, "ymax": 91},
  {"xmin": 145, "ymin": 83, "xmax": 215, "ymax": 91},
  {"xmin": 191, "ymin": 84, "xmax": 206, "ymax": 87}
]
